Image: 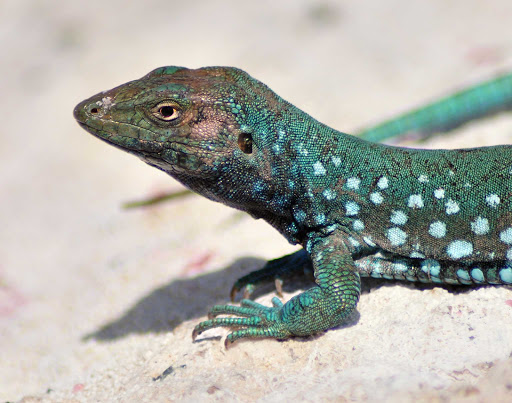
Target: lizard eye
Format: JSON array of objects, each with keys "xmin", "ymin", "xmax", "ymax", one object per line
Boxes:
[
  {"xmin": 238, "ymin": 133, "xmax": 253, "ymax": 154},
  {"xmin": 152, "ymin": 101, "xmax": 180, "ymax": 121}
]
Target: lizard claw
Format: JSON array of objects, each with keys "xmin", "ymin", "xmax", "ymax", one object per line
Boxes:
[
  {"xmin": 229, "ymin": 283, "xmax": 255, "ymax": 301},
  {"xmin": 230, "ymin": 281, "xmax": 281, "ymax": 301},
  {"xmin": 192, "ymin": 298, "xmax": 291, "ymax": 345},
  {"xmin": 229, "ymin": 249, "xmax": 311, "ymax": 301}
]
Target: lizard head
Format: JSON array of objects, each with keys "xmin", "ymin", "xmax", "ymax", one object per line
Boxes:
[{"xmin": 74, "ymin": 66, "xmax": 298, "ymax": 215}]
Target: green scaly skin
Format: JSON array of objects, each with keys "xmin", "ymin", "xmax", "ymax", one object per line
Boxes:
[
  {"xmin": 74, "ymin": 66, "xmax": 512, "ymax": 346},
  {"xmin": 123, "ymin": 72, "xmax": 512, "ymax": 208}
]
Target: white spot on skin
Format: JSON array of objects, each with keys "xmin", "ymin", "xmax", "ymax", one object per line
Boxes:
[
  {"xmin": 408, "ymin": 194, "xmax": 424, "ymax": 209},
  {"xmin": 470, "ymin": 216, "xmax": 489, "ymax": 235},
  {"xmin": 445, "ymin": 199, "xmax": 460, "ymax": 215},
  {"xmin": 371, "ymin": 259, "xmax": 382, "ymax": 274},
  {"xmin": 94, "ymin": 97, "xmax": 115, "ymax": 115},
  {"xmin": 428, "ymin": 221, "xmax": 446, "ymax": 238},
  {"xmin": 410, "ymin": 251, "xmax": 425, "ymax": 258},
  {"xmin": 363, "ymin": 236, "xmax": 376, "ymax": 247},
  {"xmin": 499, "ymin": 267, "xmax": 512, "ymax": 283},
  {"xmin": 326, "ymin": 224, "xmax": 338, "ymax": 233},
  {"xmin": 322, "ymin": 189, "xmax": 336, "ymax": 201},
  {"xmin": 346, "ymin": 177, "xmax": 361, "ymax": 190},
  {"xmin": 507, "ymin": 248, "xmax": 512, "ymax": 261},
  {"xmin": 386, "ymin": 227, "xmax": 407, "ymax": 246},
  {"xmin": 390, "ymin": 210, "xmax": 408, "ymax": 226},
  {"xmin": 297, "ymin": 143, "xmax": 308, "ymax": 156},
  {"xmin": 471, "ymin": 268, "xmax": 485, "ymax": 283},
  {"xmin": 370, "ymin": 192, "xmax": 384, "ymax": 205},
  {"xmin": 345, "ymin": 201, "xmax": 360, "ymax": 216},
  {"xmin": 421, "ymin": 259, "xmax": 440, "ymax": 277},
  {"xmin": 392, "ymin": 262, "xmax": 408, "ymax": 272},
  {"xmin": 315, "ymin": 214, "xmax": 326, "ymax": 225},
  {"xmin": 331, "ymin": 156, "xmax": 341, "ymax": 167},
  {"xmin": 434, "ymin": 188, "xmax": 445, "ymax": 199},
  {"xmin": 500, "ymin": 227, "xmax": 512, "ymax": 244},
  {"xmin": 418, "ymin": 175, "xmax": 428, "ymax": 183},
  {"xmin": 348, "ymin": 237, "xmax": 360, "ymax": 247},
  {"xmin": 377, "ymin": 176, "xmax": 389, "ymax": 189},
  {"xmin": 446, "ymin": 240, "xmax": 473, "ymax": 259},
  {"xmin": 486, "ymin": 194, "xmax": 500, "ymax": 208},
  {"xmin": 353, "ymin": 219, "xmax": 365, "ymax": 231},
  {"xmin": 102, "ymin": 96, "xmax": 114, "ymax": 108},
  {"xmin": 313, "ymin": 161, "xmax": 326, "ymax": 176},
  {"xmin": 457, "ymin": 269, "xmax": 471, "ymax": 282}
]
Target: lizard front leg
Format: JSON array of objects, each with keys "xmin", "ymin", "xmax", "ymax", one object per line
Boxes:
[{"xmin": 193, "ymin": 234, "xmax": 361, "ymax": 345}]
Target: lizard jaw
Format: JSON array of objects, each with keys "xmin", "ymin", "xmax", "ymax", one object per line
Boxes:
[{"xmin": 74, "ymin": 98, "xmax": 165, "ymax": 156}]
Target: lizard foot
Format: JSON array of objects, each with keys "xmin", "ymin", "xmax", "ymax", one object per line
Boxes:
[
  {"xmin": 192, "ymin": 298, "xmax": 293, "ymax": 347},
  {"xmin": 194, "ymin": 237, "xmax": 361, "ymax": 347}
]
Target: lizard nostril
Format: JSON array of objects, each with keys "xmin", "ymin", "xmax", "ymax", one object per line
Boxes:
[{"xmin": 89, "ymin": 107, "xmax": 99, "ymax": 115}]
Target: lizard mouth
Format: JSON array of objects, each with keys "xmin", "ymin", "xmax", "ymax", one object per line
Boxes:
[
  {"xmin": 74, "ymin": 100, "xmax": 167, "ymax": 155},
  {"xmin": 73, "ymin": 101, "xmax": 91, "ymax": 124}
]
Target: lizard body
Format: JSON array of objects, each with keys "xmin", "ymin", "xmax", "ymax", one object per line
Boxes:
[{"xmin": 74, "ymin": 66, "xmax": 512, "ymax": 344}]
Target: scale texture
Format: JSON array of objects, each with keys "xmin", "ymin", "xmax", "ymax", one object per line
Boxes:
[{"xmin": 74, "ymin": 66, "xmax": 512, "ymax": 344}]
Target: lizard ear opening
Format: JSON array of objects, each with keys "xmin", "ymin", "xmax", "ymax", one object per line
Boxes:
[{"xmin": 238, "ymin": 132, "xmax": 253, "ymax": 154}]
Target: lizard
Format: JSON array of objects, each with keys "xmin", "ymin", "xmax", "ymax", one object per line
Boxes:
[
  {"xmin": 121, "ymin": 71, "xmax": 512, "ymax": 208},
  {"xmin": 357, "ymin": 71, "xmax": 512, "ymax": 143},
  {"xmin": 74, "ymin": 66, "xmax": 512, "ymax": 346}
]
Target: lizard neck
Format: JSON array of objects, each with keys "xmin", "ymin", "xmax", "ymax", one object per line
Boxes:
[{"xmin": 234, "ymin": 100, "xmax": 376, "ymax": 245}]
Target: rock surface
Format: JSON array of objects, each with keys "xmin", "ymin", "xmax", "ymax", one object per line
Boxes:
[{"xmin": 2, "ymin": 1, "xmax": 512, "ymax": 401}]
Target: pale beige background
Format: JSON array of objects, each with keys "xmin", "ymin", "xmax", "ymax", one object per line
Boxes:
[{"xmin": 2, "ymin": 1, "xmax": 512, "ymax": 401}]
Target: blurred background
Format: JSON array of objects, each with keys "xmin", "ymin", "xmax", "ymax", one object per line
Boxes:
[{"xmin": 2, "ymin": 0, "xmax": 512, "ymax": 400}]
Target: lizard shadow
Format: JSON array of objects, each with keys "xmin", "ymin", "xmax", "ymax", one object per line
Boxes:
[
  {"xmin": 84, "ymin": 256, "xmax": 476, "ymax": 342},
  {"xmin": 84, "ymin": 256, "xmax": 266, "ymax": 341}
]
